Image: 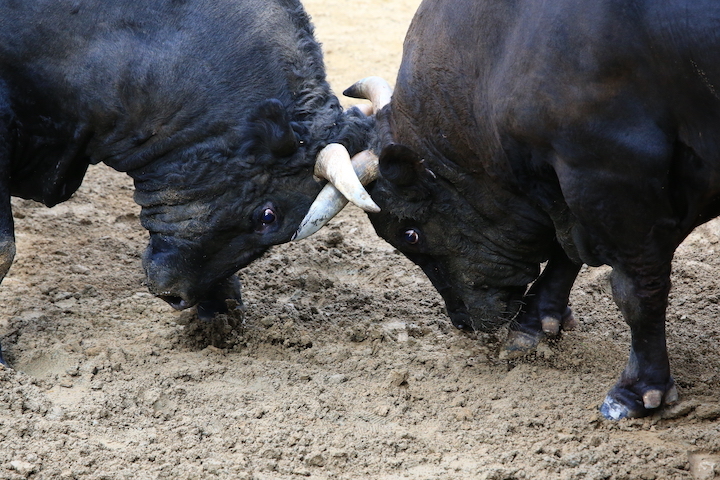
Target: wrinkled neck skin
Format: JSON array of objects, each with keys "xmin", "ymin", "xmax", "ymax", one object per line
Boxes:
[
  {"xmin": 368, "ymin": 106, "xmax": 556, "ymax": 331},
  {"xmin": 129, "ymin": 101, "xmax": 366, "ymax": 252},
  {"xmin": 126, "ymin": 97, "xmax": 376, "ymax": 305}
]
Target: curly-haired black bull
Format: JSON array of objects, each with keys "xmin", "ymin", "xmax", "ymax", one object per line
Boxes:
[
  {"xmin": 0, "ymin": 0, "xmax": 380, "ymax": 364},
  {"xmin": 296, "ymin": 0, "xmax": 720, "ymax": 419}
]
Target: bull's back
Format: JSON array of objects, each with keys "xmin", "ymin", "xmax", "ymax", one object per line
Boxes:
[
  {"xmin": 392, "ymin": 0, "xmax": 720, "ymax": 185},
  {"xmin": 0, "ymin": 0, "xmax": 325, "ymax": 203},
  {"xmin": 0, "ymin": 0, "xmax": 310, "ymax": 117}
]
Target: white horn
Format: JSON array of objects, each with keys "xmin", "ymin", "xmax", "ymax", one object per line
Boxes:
[
  {"xmin": 343, "ymin": 76, "xmax": 393, "ymax": 114},
  {"xmin": 293, "ymin": 150, "xmax": 379, "ymax": 241},
  {"xmin": 313, "ymin": 143, "xmax": 379, "ymax": 213},
  {"xmin": 352, "ymin": 103, "xmax": 374, "ymax": 116}
]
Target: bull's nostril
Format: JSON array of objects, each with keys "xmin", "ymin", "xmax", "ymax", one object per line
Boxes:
[{"xmin": 159, "ymin": 295, "xmax": 190, "ymax": 310}]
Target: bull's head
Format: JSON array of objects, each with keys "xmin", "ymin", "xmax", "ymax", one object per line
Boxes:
[
  {"xmin": 294, "ymin": 78, "xmax": 551, "ymax": 331},
  {"xmin": 363, "ymin": 143, "xmax": 551, "ymax": 331},
  {"xmin": 132, "ymin": 98, "xmax": 379, "ymax": 314}
]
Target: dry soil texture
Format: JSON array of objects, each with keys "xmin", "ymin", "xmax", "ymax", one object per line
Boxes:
[{"xmin": 2, "ymin": 1, "xmax": 720, "ymax": 479}]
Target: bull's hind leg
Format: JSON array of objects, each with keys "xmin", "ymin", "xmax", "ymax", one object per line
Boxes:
[
  {"xmin": 548, "ymin": 119, "xmax": 682, "ymax": 419},
  {"xmin": 503, "ymin": 243, "xmax": 581, "ymax": 359},
  {"xmin": 561, "ymin": 197, "xmax": 679, "ymax": 418},
  {"xmin": 0, "ymin": 94, "xmax": 16, "ymax": 366}
]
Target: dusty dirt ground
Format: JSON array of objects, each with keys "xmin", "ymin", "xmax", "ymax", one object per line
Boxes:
[{"xmin": 2, "ymin": 1, "xmax": 720, "ymax": 479}]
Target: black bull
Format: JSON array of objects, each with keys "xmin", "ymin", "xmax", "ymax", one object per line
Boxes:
[
  {"xmin": 349, "ymin": 0, "xmax": 720, "ymax": 419},
  {"xmin": 0, "ymin": 0, "xmax": 375, "ymax": 363}
]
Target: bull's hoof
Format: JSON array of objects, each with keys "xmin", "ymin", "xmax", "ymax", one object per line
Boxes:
[
  {"xmin": 197, "ymin": 299, "xmax": 244, "ymax": 321},
  {"xmin": 197, "ymin": 275, "xmax": 244, "ymax": 321},
  {"xmin": 599, "ymin": 394, "xmax": 632, "ymax": 420},
  {"xmin": 540, "ymin": 317, "xmax": 560, "ymax": 336},
  {"xmin": 599, "ymin": 383, "xmax": 678, "ymax": 420},
  {"xmin": 500, "ymin": 330, "xmax": 542, "ymax": 360},
  {"xmin": 541, "ymin": 307, "xmax": 577, "ymax": 336}
]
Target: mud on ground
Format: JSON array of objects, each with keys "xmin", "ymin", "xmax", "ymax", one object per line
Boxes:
[{"xmin": 1, "ymin": 1, "xmax": 720, "ymax": 479}]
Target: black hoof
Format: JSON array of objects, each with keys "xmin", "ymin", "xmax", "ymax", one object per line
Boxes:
[
  {"xmin": 197, "ymin": 298, "xmax": 245, "ymax": 321},
  {"xmin": 197, "ymin": 274, "xmax": 244, "ymax": 321},
  {"xmin": 600, "ymin": 394, "xmax": 633, "ymax": 420},
  {"xmin": 600, "ymin": 383, "xmax": 678, "ymax": 420}
]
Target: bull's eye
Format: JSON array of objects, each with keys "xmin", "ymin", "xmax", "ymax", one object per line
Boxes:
[
  {"xmin": 403, "ymin": 229, "xmax": 420, "ymax": 245},
  {"xmin": 261, "ymin": 208, "xmax": 276, "ymax": 225}
]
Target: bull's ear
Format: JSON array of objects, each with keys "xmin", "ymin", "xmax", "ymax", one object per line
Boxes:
[
  {"xmin": 378, "ymin": 143, "xmax": 424, "ymax": 187},
  {"xmin": 249, "ymin": 98, "xmax": 300, "ymax": 158}
]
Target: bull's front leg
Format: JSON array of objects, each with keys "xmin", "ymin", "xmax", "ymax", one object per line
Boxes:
[
  {"xmin": 599, "ymin": 265, "xmax": 677, "ymax": 420},
  {"xmin": 0, "ymin": 209, "xmax": 14, "ymax": 366},
  {"xmin": 0, "ymin": 113, "xmax": 15, "ymax": 366},
  {"xmin": 0, "ymin": 211, "xmax": 13, "ymax": 366},
  {"xmin": 0, "ymin": 199, "xmax": 14, "ymax": 285},
  {"xmin": 503, "ymin": 243, "xmax": 581, "ymax": 358},
  {"xmin": 0, "ymin": 214, "xmax": 13, "ymax": 367},
  {"xmin": 196, "ymin": 274, "xmax": 244, "ymax": 321}
]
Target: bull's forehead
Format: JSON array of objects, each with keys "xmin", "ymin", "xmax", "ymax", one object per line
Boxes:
[
  {"xmin": 139, "ymin": 179, "xmax": 321, "ymax": 244},
  {"xmin": 370, "ymin": 192, "xmax": 544, "ymax": 288}
]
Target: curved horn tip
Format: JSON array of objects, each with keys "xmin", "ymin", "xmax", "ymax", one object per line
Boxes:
[
  {"xmin": 344, "ymin": 76, "xmax": 392, "ymax": 95},
  {"xmin": 292, "ymin": 184, "xmax": 349, "ymax": 241},
  {"xmin": 343, "ymin": 83, "xmax": 364, "ymax": 99},
  {"xmin": 292, "ymin": 220, "xmax": 325, "ymax": 242},
  {"xmin": 354, "ymin": 195, "xmax": 381, "ymax": 213}
]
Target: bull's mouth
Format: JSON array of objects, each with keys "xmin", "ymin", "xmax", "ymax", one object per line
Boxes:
[
  {"xmin": 441, "ymin": 285, "xmax": 525, "ymax": 333},
  {"xmin": 143, "ymin": 240, "xmax": 267, "ymax": 314},
  {"xmin": 447, "ymin": 306, "xmax": 473, "ymax": 331},
  {"xmin": 440, "ymin": 287, "xmax": 473, "ymax": 330},
  {"xmin": 158, "ymin": 294, "xmax": 194, "ymax": 311}
]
